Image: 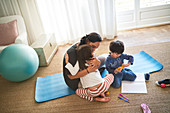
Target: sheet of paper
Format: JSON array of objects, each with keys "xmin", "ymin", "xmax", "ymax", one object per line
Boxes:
[
  {"xmin": 121, "ymin": 73, "xmax": 147, "ymax": 93},
  {"xmin": 135, "ymin": 73, "xmax": 145, "ymax": 81}
]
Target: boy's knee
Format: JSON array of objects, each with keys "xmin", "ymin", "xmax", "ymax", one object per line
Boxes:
[
  {"xmin": 131, "ymin": 74, "xmax": 137, "ymax": 81},
  {"xmin": 111, "ymin": 82, "xmax": 121, "ymax": 88},
  {"xmin": 112, "ymin": 84, "xmax": 121, "ymax": 88},
  {"xmin": 125, "ymin": 72, "xmax": 137, "ymax": 81}
]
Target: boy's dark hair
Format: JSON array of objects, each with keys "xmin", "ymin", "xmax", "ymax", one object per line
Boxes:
[
  {"xmin": 79, "ymin": 32, "xmax": 102, "ymax": 45},
  {"xmin": 109, "ymin": 40, "xmax": 124, "ymax": 54},
  {"xmin": 77, "ymin": 44, "xmax": 93, "ymax": 70}
]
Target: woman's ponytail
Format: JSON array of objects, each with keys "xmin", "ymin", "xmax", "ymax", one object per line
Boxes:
[
  {"xmin": 79, "ymin": 32, "xmax": 102, "ymax": 46},
  {"xmin": 79, "ymin": 35, "xmax": 89, "ymax": 45}
]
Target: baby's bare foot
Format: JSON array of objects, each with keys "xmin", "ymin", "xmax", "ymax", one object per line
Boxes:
[{"xmin": 94, "ymin": 97, "xmax": 110, "ymax": 102}]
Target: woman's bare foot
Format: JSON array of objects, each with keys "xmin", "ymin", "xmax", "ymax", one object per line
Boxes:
[{"xmin": 94, "ymin": 97, "xmax": 110, "ymax": 102}]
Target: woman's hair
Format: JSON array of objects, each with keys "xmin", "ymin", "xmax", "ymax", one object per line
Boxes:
[
  {"xmin": 109, "ymin": 40, "xmax": 124, "ymax": 54},
  {"xmin": 77, "ymin": 44, "xmax": 93, "ymax": 70},
  {"xmin": 79, "ymin": 32, "xmax": 102, "ymax": 45}
]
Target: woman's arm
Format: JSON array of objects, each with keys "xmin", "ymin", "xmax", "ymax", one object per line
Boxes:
[
  {"xmin": 65, "ymin": 53, "xmax": 98, "ymax": 79},
  {"xmin": 68, "ymin": 65, "xmax": 98, "ymax": 79}
]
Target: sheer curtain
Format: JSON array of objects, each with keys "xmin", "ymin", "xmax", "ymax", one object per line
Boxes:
[
  {"xmin": 36, "ymin": 0, "xmax": 117, "ymax": 45},
  {"xmin": 0, "ymin": 0, "xmax": 117, "ymax": 45}
]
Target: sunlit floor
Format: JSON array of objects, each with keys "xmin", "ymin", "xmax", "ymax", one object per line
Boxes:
[{"xmin": 116, "ymin": 24, "xmax": 170, "ymax": 47}]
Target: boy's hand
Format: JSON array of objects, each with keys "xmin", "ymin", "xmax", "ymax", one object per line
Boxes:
[
  {"xmin": 122, "ymin": 62, "xmax": 131, "ymax": 67},
  {"xmin": 114, "ymin": 68, "xmax": 122, "ymax": 73}
]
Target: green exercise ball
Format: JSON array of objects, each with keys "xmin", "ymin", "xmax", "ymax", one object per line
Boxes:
[{"xmin": 0, "ymin": 44, "xmax": 39, "ymax": 82}]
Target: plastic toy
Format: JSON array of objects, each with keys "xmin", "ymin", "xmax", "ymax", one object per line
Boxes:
[
  {"xmin": 141, "ymin": 104, "xmax": 151, "ymax": 113},
  {"xmin": 160, "ymin": 83, "xmax": 170, "ymax": 88},
  {"xmin": 117, "ymin": 66, "xmax": 124, "ymax": 70},
  {"xmin": 105, "ymin": 91, "xmax": 109, "ymax": 95}
]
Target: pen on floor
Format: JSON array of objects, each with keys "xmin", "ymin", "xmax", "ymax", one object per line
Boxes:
[
  {"xmin": 118, "ymin": 96, "xmax": 130, "ymax": 103},
  {"xmin": 120, "ymin": 94, "xmax": 129, "ymax": 101}
]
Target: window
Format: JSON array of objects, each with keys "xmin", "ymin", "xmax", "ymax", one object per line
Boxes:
[
  {"xmin": 116, "ymin": 0, "xmax": 134, "ymax": 12},
  {"xmin": 116, "ymin": 0, "xmax": 170, "ymax": 30},
  {"xmin": 140, "ymin": 0, "xmax": 170, "ymax": 8}
]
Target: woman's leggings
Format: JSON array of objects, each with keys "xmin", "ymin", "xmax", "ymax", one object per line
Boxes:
[
  {"xmin": 97, "ymin": 55, "xmax": 106, "ymax": 68},
  {"xmin": 76, "ymin": 74, "xmax": 114, "ymax": 102}
]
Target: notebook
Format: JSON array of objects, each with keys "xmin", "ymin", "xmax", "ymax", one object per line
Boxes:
[{"xmin": 121, "ymin": 73, "xmax": 147, "ymax": 93}]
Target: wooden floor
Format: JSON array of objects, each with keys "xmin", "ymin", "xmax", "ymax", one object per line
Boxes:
[
  {"xmin": 0, "ymin": 24, "xmax": 170, "ymax": 113},
  {"xmin": 116, "ymin": 24, "xmax": 170, "ymax": 47}
]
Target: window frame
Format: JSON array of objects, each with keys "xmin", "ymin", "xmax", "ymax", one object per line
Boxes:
[{"xmin": 116, "ymin": 0, "xmax": 170, "ymax": 30}]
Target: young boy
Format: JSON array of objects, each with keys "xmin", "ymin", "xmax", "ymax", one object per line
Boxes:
[{"xmin": 105, "ymin": 40, "xmax": 136, "ymax": 88}]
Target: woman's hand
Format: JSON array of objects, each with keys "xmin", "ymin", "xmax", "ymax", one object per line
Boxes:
[
  {"xmin": 86, "ymin": 57, "xmax": 101, "ymax": 69},
  {"xmin": 87, "ymin": 64, "xmax": 98, "ymax": 73},
  {"xmin": 67, "ymin": 66, "xmax": 97, "ymax": 79},
  {"xmin": 65, "ymin": 53, "xmax": 69, "ymax": 64}
]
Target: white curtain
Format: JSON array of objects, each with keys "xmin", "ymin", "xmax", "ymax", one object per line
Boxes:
[
  {"xmin": 0, "ymin": 0, "xmax": 44, "ymax": 45},
  {"xmin": 0, "ymin": 0, "xmax": 117, "ymax": 45},
  {"xmin": 35, "ymin": 0, "xmax": 117, "ymax": 45}
]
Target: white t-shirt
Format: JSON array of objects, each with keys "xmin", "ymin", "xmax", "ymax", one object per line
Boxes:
[{"xmin": 65, "ymin": 61, "xmax": 104, "ymax": 88}]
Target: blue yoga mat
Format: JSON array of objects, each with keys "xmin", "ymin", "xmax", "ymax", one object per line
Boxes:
[
  {"xmin": 35, "ymin": 73, "xmax": 75, "ymax": 103},
  {"xmin": 101, "ymin": 51, "xmax": 163, "ymax": 77},
  {"xmin": 126, "ymin": 51, "xmax": 163, "ymax": 73},
  {"xmin": 35, "ymin": 51, "xmax": 163, "ymax": 102}
]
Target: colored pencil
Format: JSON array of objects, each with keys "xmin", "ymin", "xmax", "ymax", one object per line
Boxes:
[
  {"xmin": 120, "ymin": 94, "xmax": 129, "ymax": 101},
  {"xmin": 118, "ymin": 96, "xmax": 130, "ymax": 103}
]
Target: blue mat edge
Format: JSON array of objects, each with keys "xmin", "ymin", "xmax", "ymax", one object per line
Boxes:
[
  {"xmin": 35, "ymin": 91, "xmax": 75, "ymax": 103},
  {"xmin": 136, "ymin": 51, "xmax": 163, "ymax": 73},
  {"xmin": 35, "ymin": 73, "xmax": 75, "ymax": 103}
]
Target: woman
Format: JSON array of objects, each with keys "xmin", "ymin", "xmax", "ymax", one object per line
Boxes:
[
  {"xmin": 63, "ymin": 32, "xmax": 106, "ymax": 91},
  {"xmin": 65, "ymin": 44, "xmax": 113, "ymax": 102}
]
